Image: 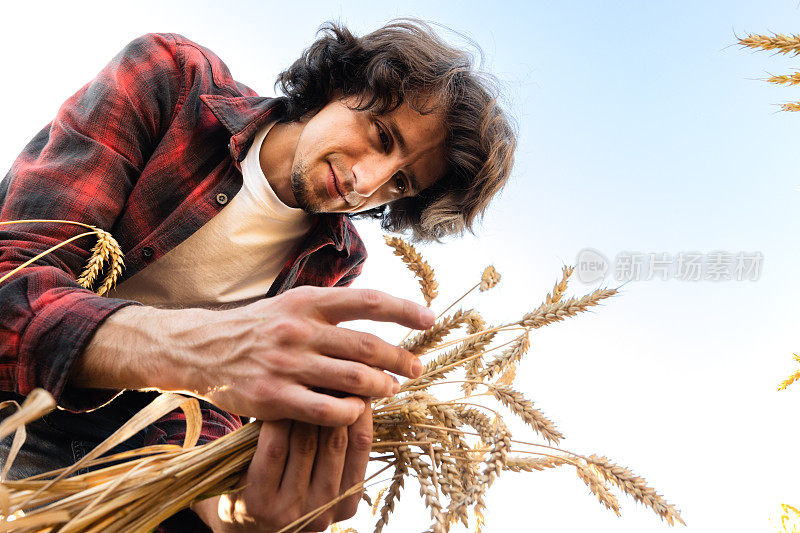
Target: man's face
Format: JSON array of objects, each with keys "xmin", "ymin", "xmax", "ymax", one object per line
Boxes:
[{"xmin": 289, "ymin": 95, "xmax": 448, "ymax": 214}]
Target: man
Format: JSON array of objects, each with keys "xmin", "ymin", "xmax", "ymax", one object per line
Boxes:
[{"xmin": 0, "ymin": 19, "xmax": 515, "ymax": 531}]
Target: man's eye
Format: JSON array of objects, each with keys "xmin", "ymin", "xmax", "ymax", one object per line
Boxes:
[
  {"xmin": 377, "ymin": 123, "xmax": 390, "ymax": 151},
  {"xmin": 394, "ymin": 174, "xmax": 407, "ymax": 194}
]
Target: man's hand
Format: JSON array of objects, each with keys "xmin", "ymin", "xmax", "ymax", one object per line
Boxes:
[
  {"xmin": 75, "ymin": 286, "xmax": 434, "ymax": 426},
  {"xmin": 192, "ymin": 287, "xmax": 433, "ymax": 425},
  {"xmin": 192, "ymin": 399, "xmax": 373, "ymax": 532}
]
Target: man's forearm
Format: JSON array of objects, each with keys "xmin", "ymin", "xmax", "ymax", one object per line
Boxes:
[
  {"xmin": 66, "ymin": 287, "xmax": 432, "ymax": 425},
  {"xmin": 70, "ymin": 305, "xmax": 214, "ymax": 393}
]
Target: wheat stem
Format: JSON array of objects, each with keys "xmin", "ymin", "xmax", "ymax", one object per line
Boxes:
[{"xmin": 0, "ymin": 231, "xmax": 97, "ymax": 286}]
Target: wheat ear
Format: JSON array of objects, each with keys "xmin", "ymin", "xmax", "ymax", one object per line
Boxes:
[
  {"xmin": 575, "ymin": 463, "xmax": 620, "ymax": 516},
  {"xmin": 481, "ymin": 330, "xmax": 530, "ymax": 381},
  {"xmin": 402, "ymin": 309, "xmax": 481, "ymax": 355},
  {"xmin": 479, "ymin": 266, "xmax": 501, "ymax": 292},
  {"xmin": 766, "ymin": 72, "xmax": 800, "ymax": 86},
  {"xmin": 520, "ymin": 288, "xmax": 617, "ymax": 329},
  {"xmin": 76, "ymin": 229, "xmax": 122, "ymax": 292},
  {"xmin": 0, "ymin": 220, "xmax": 124, "ymax": 296},
  {"xmin": 779, "ymin": 370, "xmax": 800, "ymax": 391},
  {"xmin": 373, "ymin": 462, "xmax": 404, "ymax": 533},
  {"xmin": 443, "ymin": 418, "xmax": 510, "ymax": 530},
  {"xmin": 503, "ymin": 455, "xmax": 571, "ymax": 472},
  {"xmin": 738, "ymin": 33, "xmax": 800, "ymax": 55},
  {"xmin": 384, "ymin": 236, "xmax": 438, "ymax": 307},
  {"xmin": 94, "ymin": 240, "xmax": 125, "ymax": 297},
  {"xmin": 490, "ymin": 386, "xmax": 563, "ymax": 444},
  {"xmin": 411, "ymin": 331, "xmax": 496, "ymax": 388},
  {"xmin": 585, "ymin": 455, "xmax": 685, "ymax": 526},
  {"xmin": 545, "ymin": 265, "xmax": 573, "ymax": 305}
]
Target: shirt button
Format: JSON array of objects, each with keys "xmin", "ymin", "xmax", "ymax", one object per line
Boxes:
[
  {"xmin": 216, "ymin": 192, "xmax": 229, "ymax": 205},
  {"xmin": 142, "ymin": 246, "xmax": 154, "ymax": 260}
]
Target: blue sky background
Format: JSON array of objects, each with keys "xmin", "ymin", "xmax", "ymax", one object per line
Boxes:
[{"xmin": 2, "ymin": 1, "xmax": 799, "ymax": 531}]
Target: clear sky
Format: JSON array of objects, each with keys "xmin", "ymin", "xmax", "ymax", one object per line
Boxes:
[{"xmin": 2, "ymin": 1, "xmax": 799, "ymax": 531}]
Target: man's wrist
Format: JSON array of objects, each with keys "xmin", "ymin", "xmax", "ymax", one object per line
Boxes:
[
  {"xmin": 71, "ymin": 305, "xmax": 215, "ymax": 394},
  {"xmin": 190, "ymin": 496, "xmax": 223, "ymax": 531}
]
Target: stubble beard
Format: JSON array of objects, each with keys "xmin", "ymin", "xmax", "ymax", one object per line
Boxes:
[{"xmin": 290, "ymin": 160, "xmax": 322, "ymax": 214}]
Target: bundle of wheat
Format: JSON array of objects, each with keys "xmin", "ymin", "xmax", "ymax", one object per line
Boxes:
[
  {"xmin": 738, "ymin": 32, "xmax": 800, "ymax": 111},
  {"xmin": 0, "ymin": 222, "xmax": 684, "ymax": 532}
]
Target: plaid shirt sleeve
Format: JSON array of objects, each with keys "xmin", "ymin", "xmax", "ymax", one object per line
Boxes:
[{"xmin": 0, "ymin": 33, "xmax": 186, "ymax": 410}]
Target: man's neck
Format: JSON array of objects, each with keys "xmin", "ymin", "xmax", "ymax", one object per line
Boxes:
[{"xmin": 258, "ymin": 120, "xmax": 304, "ymax": 208}]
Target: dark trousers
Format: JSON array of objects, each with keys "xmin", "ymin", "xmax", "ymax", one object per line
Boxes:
[{"xmin": 0, "ymin": 390, "xmax": 157, "ymax": 479}]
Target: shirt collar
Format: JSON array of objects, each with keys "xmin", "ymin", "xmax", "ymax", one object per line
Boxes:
[{"xmin": 200, "ymin": 94, "xmax": 285, "ymax": 162}]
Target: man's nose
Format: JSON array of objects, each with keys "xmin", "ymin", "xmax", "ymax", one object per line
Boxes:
[{"xmin": 352, "ymin": 156, "xmax": 396, "ymax": 198}]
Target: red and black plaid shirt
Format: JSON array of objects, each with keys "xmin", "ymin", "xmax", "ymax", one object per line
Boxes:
[{"xmin": 0, "ymin": 33, "xmax": 367, "ymax": 446}]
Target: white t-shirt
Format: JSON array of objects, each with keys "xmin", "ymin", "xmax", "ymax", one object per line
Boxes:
[{"xmin": 108, "ymin": 122, "xmax": 314, "ymax": 308}]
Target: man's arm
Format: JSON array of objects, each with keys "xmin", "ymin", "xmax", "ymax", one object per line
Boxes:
[
  {"xmin": 0, "ymin": 33, "xmax": 184, "ymax": 410},
  {"xmin": 72, "ymin": 285, "xmax": 432, "ymax": 425}
]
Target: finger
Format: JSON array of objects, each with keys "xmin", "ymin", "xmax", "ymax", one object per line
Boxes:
[
  {"xmin": 279, "ymin": 421, "xmax": 318, "ymax": 502},
  {"xmin": 280, "ymin": 386, "xmax": 366, "ymax": 427},
  {"xmin": 300, "ymin": 356, "xmax": 399, "ymax": 398},
  {"xmin": 310, "ymin": 288, "xmax": 435, "ymax": 330},
  {"xmin": 312, "ymin": 325, "xmax": 423, "ymax": 379},
  {"xmin": 247, "ymin": 419, "xmax": 291, "ymax": 496},
  {"xmin": 304, "ymin": 425, "xmax": 349, "ymax": 529},
  {"xmin": 336, "ymin": 398, "xmax": 373, "ymax": 521}
]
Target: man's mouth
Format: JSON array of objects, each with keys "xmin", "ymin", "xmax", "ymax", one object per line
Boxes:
[{"xmin": 327, "ymin": 163, "xmax": 347, "ymax": 203}]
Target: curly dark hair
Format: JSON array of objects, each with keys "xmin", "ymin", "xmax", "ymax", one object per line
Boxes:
[{"xmin": 275, "ymin": 19, "xmax": 517, "ymax": 242}]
